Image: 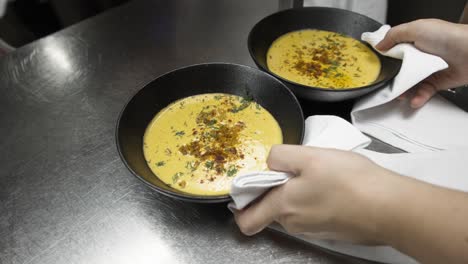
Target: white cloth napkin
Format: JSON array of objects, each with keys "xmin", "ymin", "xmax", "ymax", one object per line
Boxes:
[
  {"xmin": 229, "ymin": 115, "xmax": 371, "ymax": 210},
  {"xmin": 352, "ymin": 25, "xmax": 468, "ymax": 153},
  {"xmin": 230, "ymin": 115, "xmax": 468, "ymax": 264}
]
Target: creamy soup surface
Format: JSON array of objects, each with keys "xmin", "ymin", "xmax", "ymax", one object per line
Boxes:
[
  {"xmin": 267, "ymin": 29, "xmax": 381, "ymax": 89},
  {"xmin": 143, "ymin": 93, "xmax": 283, "ymax": 196}
]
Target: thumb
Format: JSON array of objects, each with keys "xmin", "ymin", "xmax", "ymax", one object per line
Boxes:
[
  {"xmin": 267, "ymin": 144, "xmax": 314, "ymax": 175},
  {"xmin": 234, "ymin": 186, "xmax": 282, "ymax": 236},
  {"xmin": 235, "ymin": 145, "xmax": 315, "ymax": 235},
  {"xmin": 376, "ymin": 22, "xmax": 414, "ymax": 51}
]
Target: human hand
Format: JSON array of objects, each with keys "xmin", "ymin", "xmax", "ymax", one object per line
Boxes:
[
  {"xmin": 234, "ymin": 145, "xmax": 400, "ymax": 243},
  {"xmin": 235, "ymin": 145, "xmax": 468, "ymax": 263},
  {"xmin": 376, "ymin": 19, "xmax": 468, "ymax": 108}
]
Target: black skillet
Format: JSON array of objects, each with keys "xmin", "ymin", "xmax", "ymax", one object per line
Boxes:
[
  {"xmin": 248, "ymin": 7, "xmax": 402, "ymax": 102},
  {"xmin": 116, "ymin": 63, "xmax": 304, "ymax": 203}
]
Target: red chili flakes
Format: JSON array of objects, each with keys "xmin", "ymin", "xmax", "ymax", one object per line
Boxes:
[
  {"xmin": 289, "ymin": 32, "xmax": 348, "ymax": 80},
  {"xmin": 178, "ymin": 98, "xmax": 247, "ymax": 177}
]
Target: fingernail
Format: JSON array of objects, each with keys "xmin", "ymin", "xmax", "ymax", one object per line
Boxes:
[
  {"xmin": 375, "ymin": 42, "xmax": 384, "ymax": 51},
  {"xmin": 410, "ymin": 100, "xmax": 422, "ymax": 109}
]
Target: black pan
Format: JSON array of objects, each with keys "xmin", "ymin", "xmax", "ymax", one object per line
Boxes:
[
  {"xmin": 116, "ymin": 63, "xmax": 304, "ymax": 203},
  {"xmin": 248, "ymin": 7, "xmax": 402, "ymax": 102}
]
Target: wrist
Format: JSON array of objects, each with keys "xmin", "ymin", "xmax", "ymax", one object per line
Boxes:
[
  {"xmin": 360, "ymin": 168, "xmax": 408, "ymax": 244},
  {"xmin": 446, "ymin": 23, "xmax": 468, "ymax": 66},
  {"xmin": 334, "ymin": 166, "xmax": 405, "ymax": 244},
  {"xmin": 369, "ymin": 169, "xmax": 431, "ymax": 248}
]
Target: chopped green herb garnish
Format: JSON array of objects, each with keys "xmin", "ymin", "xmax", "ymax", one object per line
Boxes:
[
  {"xmin": 239, "ymin": 94, "xmax": 254, "ymax": 103},
  {"xmin": 227, "ymin": 165, "xmax": 238, "ymax": 177},
  {"xmin": 334, "ymin": 73, "xmax": 343, "ymax": 77},
  {"xmin": 329, "ymin": 61, "xmax": 339, "ymax": 68},
  {"xmin": 156, "ymin": 161, "xmax": 165, "ymax": 167},
  {"xmin": 175, "ymin": 131, "xmax": 185, "ymax": 137},
  {"xmin": 165, "ymin": 148, "xmax": 172, "ymax": 155},
  {"xmin": 202, "ymin": 130, "xmax": 218, "ymax": 139},
  {"xmin": 185, "ymin": 161, "xmax": 198, "ymax": 172},
  {"xmin": 231, "ymin": 98, "xmax": 252, "ymax": 113},
  {"xmin": 172, "ymin": 172, "xmax": 184, "ymax": 183},
  {"xmin": 205, "ymin": 160, "xmax": 214, "ymax": 170},
  {"xmin": 206, "ymin": 119, "xmax": 217, "ymax": 126},
  {"xmin": 213, "ymin": 95, "xmax": 223, "ymax": 100}
]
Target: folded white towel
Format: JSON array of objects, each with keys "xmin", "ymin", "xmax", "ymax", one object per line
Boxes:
[
  {"xmin": 356, "ymin": 148, "xmax": 468, "ymax": 193},
  {"xmin": 230, "ymin": 115, "xmax": 371, "ymax": 210},
  {"xmin": 352, "ymin": 25, "xmax": 468, "ymax": 153},
  {"xmin": 302, "ymin": 115, "xmax": 371, "ymax": 150}
]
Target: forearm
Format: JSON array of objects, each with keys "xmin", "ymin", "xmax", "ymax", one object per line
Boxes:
[
  {"xmin": 375, "ymin": 173, "xmax": 468, "ymax": 263},
  {"xmin": 448, "ymin": 23, "xmax": 468, "ymax": 69}
]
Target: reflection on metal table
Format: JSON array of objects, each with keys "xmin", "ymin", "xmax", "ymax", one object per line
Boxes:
[{"xmin": 0, "ymin": 1, "xmax": 400, "ymax": 263}]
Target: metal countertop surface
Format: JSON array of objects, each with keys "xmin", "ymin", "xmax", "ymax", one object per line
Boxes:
[{"xmin": 0, "ymin": 1, "xmax": 401, "ymax": 263}]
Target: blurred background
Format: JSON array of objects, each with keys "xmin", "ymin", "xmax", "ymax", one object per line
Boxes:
[
  {"xmin": 0, "ymin": 0, "xmax": 128, "ymax": 52},
  {"xmin": 0, "ymin": 0, "xmax": 467, "ymax": 53}
]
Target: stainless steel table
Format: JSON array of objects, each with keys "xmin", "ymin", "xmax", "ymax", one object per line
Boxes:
[{"xmin": 0, "ymin": 1, "xmax": 399, "ymax": 263}]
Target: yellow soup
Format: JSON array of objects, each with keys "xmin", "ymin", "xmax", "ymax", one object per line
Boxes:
[
  {"xmin": 267, "ymin": 29, "xmax": 381, "ymax": 89},
  {"xmin": 143, "ymin": 93, "xmax": 283, "ymax": 196}
]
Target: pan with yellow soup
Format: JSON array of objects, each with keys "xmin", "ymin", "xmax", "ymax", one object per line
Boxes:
[
  {"xmin": 267, "ymin": 29, "xmax": 381, "ymax": 89},
  {"xmin": 247, "ymin": 7, "xmax": 402, "ymax": 101},
  {"xmin": 116, "ymin": 63, "xmax": 304, "ymax": 203},
  {"xmin": 143, "ymin": 93, "xmax": 283, "ymax": 196}
]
